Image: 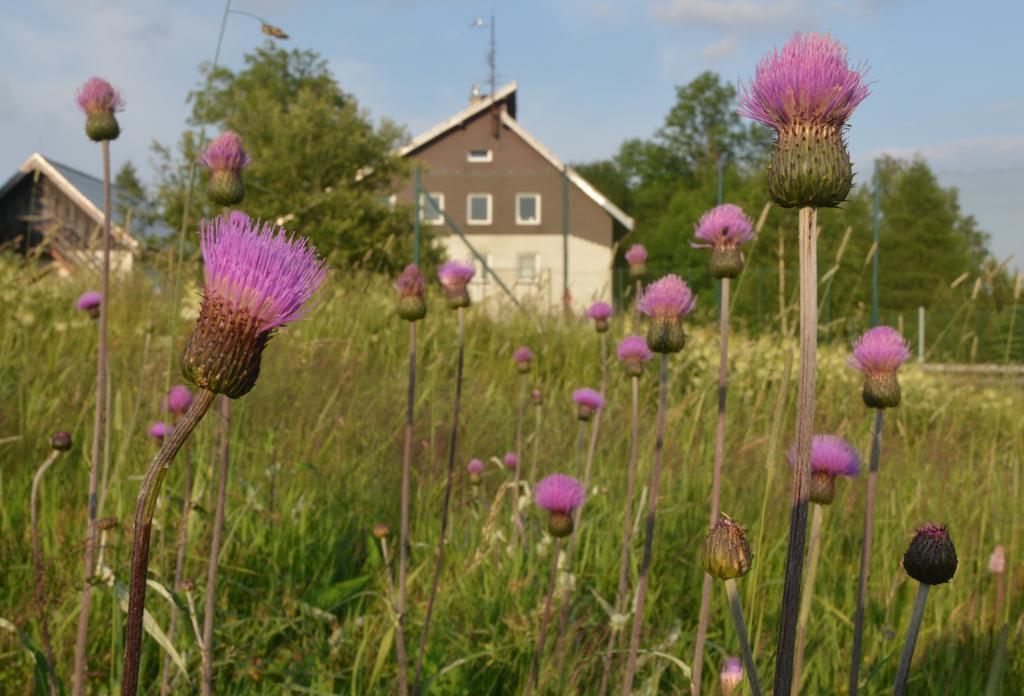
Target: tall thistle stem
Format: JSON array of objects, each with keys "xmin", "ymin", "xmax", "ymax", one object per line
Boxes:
[
  {"xmin": 73, "ymin": 139, "xmax": 112, "ymax": 696},
  {"xmin": 513, "ymin": 375, "xmax": 527, "ymax": 539},
  {"xmin": 725, "ymin": 578, "xmax": 762, "ymax": 696},
  {"xmin": 530, "ymin": 402, "xmax": 542, "ymax": 485},
  {"xmin": 200, "ymin": 396, "xmax": 231, "ymax": 696},
  {"xmin": 793, "ymin": 502, "xmax": 825, "ymax": 693},
  {"xmin": 774, "ymin": 206, "xmax": 818, "ymax": 695},
  {"xmin": 395, "ymin": 321, "xmax": 416, "ymax": 696},
  {"xmin": 599, "ymin": 374, "xmax": 641, "ymax": 695},
  {"xmin": 413, "ymin": 306, "xmax": 465, "ymax": 693},
  {"xmin": 121, "ymin": 389, "xmax": 216, "ymax": 696},
  {"xmin": 32, "ymin": 450, "xmax": 61, "ymax": 696},
  {"xmin": 849, "ymin": 408, "xmax": 885, "ymax": 695},
  {"xmin": 525, "ymin": 538, "xmax": 563, "ymax": 696},
  {"xmin": 160, "ymin": 438, "xmax": 193, "ymax": 696},
  {"xmin": 621, "ymin": 353, "xmax": 669, "ymax": 693},
  {"xmin": 692, "ymin": 277, "xmax": 731, "ymax": 693},
  {"xmin": 893, "ymin": 583, "xmax": 930, "ymax": 695}
]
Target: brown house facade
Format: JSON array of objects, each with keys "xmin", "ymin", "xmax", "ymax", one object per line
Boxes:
[{"xmin": 397, "ymin": 82, "xmax": 633, "ymax": 310}]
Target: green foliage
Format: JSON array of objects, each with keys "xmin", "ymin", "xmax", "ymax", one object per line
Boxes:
[{"xmin": 153, "ymin": 43, "xmax": 437, "ymax": 272}]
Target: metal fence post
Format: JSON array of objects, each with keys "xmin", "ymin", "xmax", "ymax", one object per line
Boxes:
[
  {"xmin": 918, "ymin": 305, "xmax": 925, "ymax": 363},
  {"xmin": 562, "ymin": 166, "xmax": 569, "ymax": 312},
  {"xmin": 871, "ymin": 159, "xmax": 881, "ymax": 327},
  {"xmin": 413, "ymin": 166, "xmax": 422, "ymax": 265}
]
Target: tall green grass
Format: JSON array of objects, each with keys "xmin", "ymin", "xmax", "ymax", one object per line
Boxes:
[{"xmin": 1, "ymin": 256, "xmax": 1021, "ymax": 693}]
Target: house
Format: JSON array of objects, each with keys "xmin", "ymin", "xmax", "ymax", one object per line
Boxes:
[
  {"xmin": 397, "ymin": 82, "xmax": 634, "ymax": 310},
  {"xmin": 0, "ymin": 153, "xmax": 145, "ymax": 275}
]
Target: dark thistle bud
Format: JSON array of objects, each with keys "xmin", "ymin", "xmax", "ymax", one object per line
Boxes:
[
  {"xmin": 51, "ymin": 431, "xmax": 73, "ymax": 452},
  {"xmin": 394, "ymin": 264, "xmax": 427, "ymax": 321},
  {"xmin": 903, "ymin": 524, "xmax": 958, "ymax": 585},
  {"xmin": 809, "ymin": 471, "xmax": 836, "ymax": 505},
  {"xmin": 702, "ymin": 516, "xmax": 753, "ymax": 580}
]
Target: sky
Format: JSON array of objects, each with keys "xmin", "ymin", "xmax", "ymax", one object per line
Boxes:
[{"xmin": 2, "ymin": 0, "xmax": 1022, "ymax": 271}]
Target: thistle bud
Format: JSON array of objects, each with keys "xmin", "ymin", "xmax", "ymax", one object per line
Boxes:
[
  {"xmin": 767, "ymin": 124, "xmax": 853, "ymax": 208},
  {"xmin": 76, "ymin": 78, "xmax": 123, "ymax": 142},
  {"xmin": 372, "ymin": 523, "xmax": 390, "ymax": 540},
  {"xmin": 572, "ymin": 388, "xmax": 604, "ymax": 422},
  {"xmin": 702, "ymin": 516, "xmax": 753, "ymax": 580},
  {"xmin": 201, "ymin": 132, "xmax": 251, "ymax": 207},
  {"xmin": 639, "ymin": 275, "xmax": 696, "ymax": 354},
  {"xmin": 534, "ymin": 474, "xmax": 585, "ymax": 539},
  {"xmin": 548, "ymin": 512, "xmax": 574, "ymax": 538},
  {"xmin": 51, "ymin": 431, "xmax": 73, "ymax": 452},
  {"xmin": 809, "ymin": 471, "xmax": 836, "ymax": 505},
  {"xmin": 394, "ymin": 264, "xmax": 427, "ymax": 321},
  {"xmin": 903, "ymin": 523, "xmax": 957, "ymax": 585},
  {"xmin": 848, "ymin": 326, "xmax": 911, "ymax": 409}
]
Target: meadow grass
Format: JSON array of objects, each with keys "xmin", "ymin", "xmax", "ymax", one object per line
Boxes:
[{"xmin": 1, "ymin": 256, "xmax": 1022, "ymax": 694}]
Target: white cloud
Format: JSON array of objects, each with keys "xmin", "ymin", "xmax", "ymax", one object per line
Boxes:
[
  {"xmin": 699, "ymin": 33, "xmax": 740, "ymax": 59},
  {"xmin": 648, "ymin": 0, "xmax": 816, "ymax": 28}
]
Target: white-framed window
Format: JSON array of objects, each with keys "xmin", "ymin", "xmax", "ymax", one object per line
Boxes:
[
  {"xmin": 517, "ymin": 253, "xmax": 539, "ymax": 283},
  {"xmin": 516, "ymin": 193, "xmax": 541, "ymax": 225},
  {"xmin": 419, "ymin": 192, "xmax": 444, "ymax": 224},
  {"xmin": 467, "ymin": 149, "xmax": 493, "ymax": 163},
  {"xmin": 467, "ymin": 193, "xmax": 492, "ymax": 225}
]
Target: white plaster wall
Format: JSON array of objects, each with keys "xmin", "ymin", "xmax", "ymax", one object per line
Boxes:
[{"xmin": 439, "ymin": 232, "xmax": 613, "ymax": 313}]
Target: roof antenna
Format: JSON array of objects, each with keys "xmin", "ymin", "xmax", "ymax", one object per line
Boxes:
[{"xmin": 471, "ymin": 15, "xmax": 499, "ymax": 138}]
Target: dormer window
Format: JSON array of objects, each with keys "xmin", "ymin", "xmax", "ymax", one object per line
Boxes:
[{"xmin": 467, "ymin": 149, "xmax": 493, "ymax": 163}]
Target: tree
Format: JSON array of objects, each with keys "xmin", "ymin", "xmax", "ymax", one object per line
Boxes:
[{"xmin": 153, "ymin": 43, "xmax": 432, "ymax": 272}]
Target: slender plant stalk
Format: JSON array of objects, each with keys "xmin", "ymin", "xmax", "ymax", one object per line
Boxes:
[
  {"xmin": 692, "ymin": 277, "xmax": 731, "ymax": 693},
  {"xmin": 121, "ymin": 389, "xmax": 216, "ymax": 696},
  {"xmin": 793, "ymin": 502, "xmax": 825, "ymax": 694},
  {"xmin": 598, "ymin": 375, "xmax": 641, "ymax": 695},
  {"xmin": 849, "ymin": 408, "xmax": 884, "ymax": 695},
  {"xmin": 634, "ymin": 279, "xmax": 642, "ymax": 327},
  {"xmin": 31, "ymin": 450, "xmax": 61, "ymax": 696},
  {"xmin": 513, "ymin": 374, "xmax": 527, "ymax": 539},
  {"xmin": 413, "ymin": 306, "xmax": 465, "ymax": 693},
  {"xmin": 159, "ymin": 437, "xmax": 193, "ymax": 696},
  {"xmin": 525, "ymin": 539, "xmax": 562, "ymax": 696},
  {"xmin": 773, "ymin": 206, "xmax": 818, "ymax": 695},
  {"xmin": 893, "ymin": 583, "xmax": 930, "ymax": 695},
  {"xmin": 529, "ymin": 403, "xmax": 542, "ymax": 485},
  {"xmin": 395, "ymin": 321, "xmax": 416, "ymax": 696},
  {"xmin": 73, "ymin": 139, "xmax": 113, "ymax": 696},
  {"xmin": 201, "ymin": 396, "xmax": 231, "ymax": 696},
  {"xmin": 621, "ymin": 353, "xmax": 669, "ymax": 693},
  {"xmin": 725, "ymin": 578, "xmax": 762, "ymax": 696}
]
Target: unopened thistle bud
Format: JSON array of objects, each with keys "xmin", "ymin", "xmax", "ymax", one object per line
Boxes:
[
  {"xmin": 76, "ymin": 77, "xmax": 123, "ymax": 142},
  {"xmin": 76, "ymin": 291, "xmax": 102, "ymax": 319},
  {"xmin": 534, "ymin": 473, "xmax": 585, "ymax": 538},
  {"xmin": 572, "ymin": 388, "xmax": 604, "ymax": 421},
  {"xmin": 182, "ymin": 216, "xmax": 326, "ymax": 398},
  {"xmin": 201, "ymin": 132, "xmax": 251, "ymax": 206},
  {"xmin": 586, "ymin": 302, "xmax": 613, "ymax": 333},
  {"xmin": 693, "ymin": 204, "xmax": 755, "ymax": 279},
  {"xmin": 372, "ymin": 523, "xmax": 390, "ymax": 539},
  {"xmin": 788, "ymin": 434, "xmax": 860, "ymax": 505},
  {"xmin": 903, "ymin": 523, "xmax": 957, "ymax": 585},
  {"xmin": 702, "ymin": 516, "xmax": 753, "ymax": 580},
  {"xmin": 514, "ymin": 346, "xmax": 533, "ymax": 373},
  {"xmin": 437, "ymin": 261, "xmax": 475, "ymax": 309},
  {"xmin": 50, "ymin": 431, "xmax": 73, "ymax": 452},
  {"xmin": 739, "ymin": 33, "xmax": 869, "ymax": 208},
  {"xmin": 848, "ymin": 326, "xmax": 911, "ymax": 409},
  {"xmin": 531, "ymin": 388, "xmax": 543, "ymax": 406},
  {"xmin": 639, "ymin": 274, "xmax": 696, "ymax": 353},
  {"xmin": 625, "ymin": 244, "xmax": 647, "ymax": 279},
  {"xmin": 394, "ymin": 264, "xmax": 427, "ymax": 321},
  {"xmin": 617, "ymin": 335, "xmax": 653, "ymax": 377},
  {"xmin": 467, "ymin": 458, "xmax": 484, "ymax": 485}
]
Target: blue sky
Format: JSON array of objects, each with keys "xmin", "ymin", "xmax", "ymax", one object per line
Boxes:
[{"xmin": 2, "ymin": 0, "xmax": 1022, "ymax": 270}]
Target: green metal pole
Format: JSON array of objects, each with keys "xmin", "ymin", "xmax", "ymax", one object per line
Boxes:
[
  {"xmin": 413, "ymin": 166, "xmax": 422, "ymax": 265},
  {"xmin": 562, "ymin": 166, "xmax": 569, "ymax": 310},
  {"xmin": 871, "ymin": 159, "xmax": 880, "ymax": 327}
]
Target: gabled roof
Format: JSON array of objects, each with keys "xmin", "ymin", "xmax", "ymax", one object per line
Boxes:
[
  {"xmin": 398, "ymin": 82, "xmax": 634, "ymax": 233},
  {"xmin": 0, "ymin": 153, "xmax": 148, "ymax": 251}
]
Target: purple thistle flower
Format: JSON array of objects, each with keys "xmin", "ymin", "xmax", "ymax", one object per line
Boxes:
[
  {"xmin": 514, "ymin": 346, "xmax": 533, "ymax": 373},
  {"xmin": 625, "ymin": 244, "xmax": 647, "ymax": 266},
  {"xmin": 788, "ymin": 435, "xmax": 860, "ymax": 477},
  {"xmin": 165, "ymin": 385, "xmax": 194, "ymax": 416},
  {"xmin": 587, "ymin": 302, "xmax": 613, "ymax": 321},
  {"xmin": 617, "ymin": 335, "xmax": 653, "ymax": 363},
  {"xmin": 394, "ymin": 264, "xmax": 426, "ymax": 297},
  {"xmin": 534, "ymin": 473, "xmax": 586, "ymax": 513},
  {"xmin": 848, "ymin": 326, "xmax": 911, "ymax": 376},
  {"xmin": 738, "ymin": 33, "xmax": 870, "ymax": 131},
  {"xmin": 503, "ymin": 452, "xmax": 519, "ymax": 470},
  {"xmin": 76, "ymin": 291, "xmax": 102, "ymax": 312},
  {"xmin": 200, "ymin": 132, "xmax": 251, "ymax": 174},
  {"xmin": 466, "ymin": 458, "xmax": 485, "ymax": 475},
  {"xmin": 148, "ymin": 421, "xmax": 169, "ymax": 441},
  {"xmin": 572, "ymin": 388, "xmax": 605, "ymax": 411},
  {"xmin": 75, "ymin": 77, "xmax": 124, "ymax": 115},
  {"xmin": 720, "ymin": 656, "xmax": 744, "ymax": 695},
  {"xmin": 437, "ymin": 261, "xmax": 476, "ymax": 288},
  {"xmin": 531, "ymin": 388, "xmax": 543, "ymax": 406},
  {"xmin": 693, "ymin": 204, "xmax": 755, "ymax": 249},
  {"xmin": 639, "ymin": 275, "xmax": 697, "ymax": 320}
]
